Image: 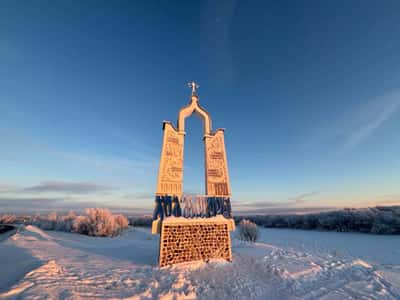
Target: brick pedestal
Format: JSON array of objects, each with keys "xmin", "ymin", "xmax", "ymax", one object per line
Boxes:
[{"xmin": 158, "ymin": 216, "xmax": 234, "ymax": 267}]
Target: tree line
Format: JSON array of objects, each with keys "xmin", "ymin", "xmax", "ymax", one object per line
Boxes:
[{"xmin": 234, "ymin": 206, "xmax": 400, "ymax": 234}]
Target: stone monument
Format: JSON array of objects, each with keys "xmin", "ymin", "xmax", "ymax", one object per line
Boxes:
[{"xmin": 152, "ymin": 82, "xmax": 234, "ymax": 267}]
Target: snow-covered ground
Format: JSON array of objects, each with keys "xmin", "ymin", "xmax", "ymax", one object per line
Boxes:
[{"xmin": 0, "ymin": 225, "xmax": 399, "ymax": 299}]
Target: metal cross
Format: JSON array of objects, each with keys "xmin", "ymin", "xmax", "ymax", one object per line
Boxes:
[{"xmin": 188, "ymin": 81, "xmax": 199, "ymax": 95}]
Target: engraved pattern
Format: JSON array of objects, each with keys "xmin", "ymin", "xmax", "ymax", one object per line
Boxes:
[
  {"xmin": 205, "ymin": 131, "xmax": 230, "ymax": 196},
  {"xmin": 157, "ymin": 124, "xmax": 184, "ymax": 194},
  {"xmin": 156, "ymin": 99, "xmax": 230, "ymax": 197}
]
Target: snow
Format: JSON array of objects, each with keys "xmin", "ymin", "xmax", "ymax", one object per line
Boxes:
[
  {"xmin": 0, "ymin": 244, "xmax": 41, "ymax": 293},
  {"xmin": 0, "ymin": 225, "xmax": 399, "ymax": 299}
]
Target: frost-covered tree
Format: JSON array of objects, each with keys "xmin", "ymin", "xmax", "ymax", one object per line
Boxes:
[
  {"xmin": 114, "ymin": 214, "xmax": 129, "ymax": 235},
  {"xmin": 238, "ymin": 219, "xmax": 258, "ymax": 242},
  {"xmin": 72, "ymin": 208, "xmax": 129, "ymax": 237},
  {"xmin": 72, "ymin": 215, "xmax": 90, "ymax": 235},
  {"xmin": 21, "ymin": 208, "xmax": 129, "ymax": 237},
  {"xmin": 0, "ymin": 214, "xmax": 17, "ymax": 224},
  {"xmin": 55, "ymin": 211, "xmax": 77, "ymax": 232},
  {"xmin": 84, "ymin": 208, "xmax": 115, "ymax": 237}
]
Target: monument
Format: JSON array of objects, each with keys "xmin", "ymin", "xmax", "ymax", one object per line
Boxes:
[{"xmin": 152, "ymin": 82, "xmax": 234, "ymax": 267}]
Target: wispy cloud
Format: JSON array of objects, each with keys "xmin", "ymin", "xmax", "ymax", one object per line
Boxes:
[
  {"xmin": 0, "ymin": 197, "xmax": 88, "ymax": 211},
  {"xmin": 235, "ymin": 191, "xmax": 319, "ymax": 211},
  {"xmin": 0, "ymin": 180, "xmax": 154, "ymax": 214},
  {"xmin": 307, "ymin": 89, "xmax": 400, "ymax": 152},
  {"xmin": 0, "ymin": 128, "xmax": 158, "ymax": 173},
  {"xmin": 40, "ymin": 146, "xmax": 157, "ymax": 173},
  {"xmin": 0, "ymin": 183, "xmax": 18, "ymax": 192},
  {"xmin": 202, "ymin": 0, "xmax": 237, "ymax": 84},
  {"xmin": 234, "ymin": 207, "xmax": 336, "ymax": 216},
  {"xmin": 0, "ymin": 197, "xmax": 152, "ymax": 215},
  {"xmin": 342, "ymin": 89, "xmax": 400, "ymax": 151},
  {"xmin": 22, "ymin": 181, "xmax": 113, "ymax": 194},
  {"xmin": 121, "ymin": 192, "xmax": 153, "ymax": 201},
  {"xmin": 287, "ymin": 191, "xmax": 318, "ymax": 204},
  {"xmin": 0, "ymin": 181, "xmax": 114, "ymax": 195}
]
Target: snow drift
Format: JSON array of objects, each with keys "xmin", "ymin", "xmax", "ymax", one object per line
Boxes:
[{"xmin": 0, "ymin": 224, "xmax": 399, "ymax": 299}]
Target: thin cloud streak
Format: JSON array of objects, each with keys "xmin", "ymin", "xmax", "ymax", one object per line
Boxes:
[
  {"xmin": 234, "ymin": 207, "xmax": 336, "ymax": 215},
  {"xmin": 22, "ymin": 181, "xmax": 113, "ymax": 194},
  {"xmin": 342, "ymin": 89, "xmax": 400, "ymax": 151},
  {"xmin": 0, "ymin": 181, "xmax": 154, "ymax": 213},
  {"xmin": 287, "ymin": 191, "xmax": 318, "ymax": 204},
  {"xmin": 235, "ymin": 191, "xmax": 318, "ymax": 209},
  {"xmin": 0, "ymin": 183, "xmax": 18, "ymax": 192},
  {"xmin": 306, "ymin": 89, "xmax": 400, "ymax": 153},
  {"xmin": 0, "ymin": 128, "xmax": 158, "ymax": 173},
  {"xmin": 47, "ymin": 148, "xmax": 157, "ymax": 173},
  {"xmin": 0, "ymin": 197, "xmax": 152, "ymax": 215},
  {"xmin": 0, "ymin": 181, "xmax": 114, "ymax": 195},
  {"xmin": 121, "ymin": 192, "xmax": 153, "ymax": 201}
]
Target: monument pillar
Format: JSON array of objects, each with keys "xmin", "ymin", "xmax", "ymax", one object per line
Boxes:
[
  {"xmin": 152, "ymin": 82, "xmax": 234, "ymax": 267},
  {"xmin": 204, "ymin": 129, "xmax": 231, "ymax": 197},
  {"xmin": 156, "ymin": 122, "xmax": 184, "ymax": 196}
]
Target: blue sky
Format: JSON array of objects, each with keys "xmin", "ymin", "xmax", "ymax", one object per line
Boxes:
[{"xmin": 1, "ymin": 1, "xmax": 400, "ymax": 214}]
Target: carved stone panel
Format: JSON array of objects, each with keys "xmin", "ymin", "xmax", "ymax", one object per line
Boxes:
[
  {"xmin": 204, "ymin": 130, "xmax": 231, "ymax": 196},
  {"xmin": 156, "ymin": 122, "xmax": 184, "ymax": 195}
]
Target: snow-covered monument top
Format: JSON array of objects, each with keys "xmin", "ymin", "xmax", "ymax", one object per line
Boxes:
[
  {"xmin": 152, "ymin": 82, "xmax": 234, "ymax": 266},
  {"xmin": 152, "ymin": 82, "xmax": 233, "ymax": 221}
]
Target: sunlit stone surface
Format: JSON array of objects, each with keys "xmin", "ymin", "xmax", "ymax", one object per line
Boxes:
[
  {"xmin": 153, "ymin": 83, "xmax": 234, "ymax": 266},
  {"xmin": 159, "ymin": 217, "xmax": 233, "ymax": 267}
]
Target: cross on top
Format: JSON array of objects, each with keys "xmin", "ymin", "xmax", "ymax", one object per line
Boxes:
[{"xmin": 188, "ymin": 81, "xmax": 199, "ymax": 95}]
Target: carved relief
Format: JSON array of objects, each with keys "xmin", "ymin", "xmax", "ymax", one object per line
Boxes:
[
  {"xmin": 156, "ymin": 89, "xmax": 231, "ymax": 198},
  {"xmin": 154, "ymin": 85, "xmax": 233, "ymax": 266},
  {"xmin": 205, "ymin": 130, "xmax": 230, "ymax": 196},
  {"xmin": 156, "ymin": 123, "xmax": 184, "ymax": 195}
]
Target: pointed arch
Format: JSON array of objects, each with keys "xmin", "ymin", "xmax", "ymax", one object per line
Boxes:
[{"xmin": 177, "ymin": 95, "xmax": 212, "ymax": 136}]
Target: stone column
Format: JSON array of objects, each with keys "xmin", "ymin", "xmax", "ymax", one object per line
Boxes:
[
  {"xmin": 155, "ymin": 122, "xmax": 184, "ymax": 196},
  {"xmin": 204, "ymin": 129, "xmax": 231, "ymax": 197}
]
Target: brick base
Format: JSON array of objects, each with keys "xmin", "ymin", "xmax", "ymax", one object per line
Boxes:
[{"xmin": 158, "ymin": 217, "xmax": 233, "ymax": 267}]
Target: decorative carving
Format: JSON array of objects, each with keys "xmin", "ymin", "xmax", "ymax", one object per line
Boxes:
[
  {"xmin": 156, "ymin": 123, "xmax": 184, "ymax": 195},
  {"xmin": 205, "ymin": 130, "xmax": 230, "ymax": 196},
  {"xmin": 153, "ymin": 85, "xmax": 233, "ymax": 266},
  {"xmin": 155, "ymin": 88, "xmax": 231, "ymax": 199}
]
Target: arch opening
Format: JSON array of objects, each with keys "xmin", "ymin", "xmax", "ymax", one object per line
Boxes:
[
  {"xmin": 177, "ymin": 96, "xmax": 212, "ymax": 136},
  {"xmin": 182, "ymin": 114, "xmax": 205, "ymax": 196}
]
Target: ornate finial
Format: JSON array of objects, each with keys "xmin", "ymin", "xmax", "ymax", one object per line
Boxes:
[{"xmin": 188, "ymin": 81, "xmax": 199, "ymax": 95}]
